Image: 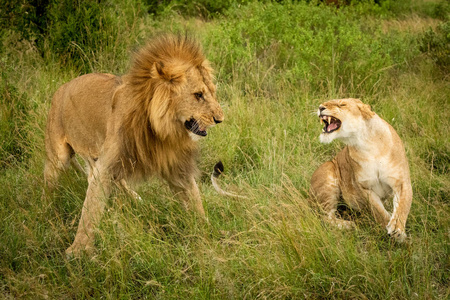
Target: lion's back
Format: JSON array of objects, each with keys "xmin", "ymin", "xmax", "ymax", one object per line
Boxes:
[{"xmin": 46, "ymin": 73, "xmax": 121, "ymax": 158}]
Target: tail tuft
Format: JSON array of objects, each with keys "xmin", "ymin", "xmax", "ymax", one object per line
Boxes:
[
  {"xmin": 211, "ymin": 161, "xmax": 248, "ymax": 199},
  {"xmin": 213, "ymin": 161, "xmax": 224, "ymax": 177}
]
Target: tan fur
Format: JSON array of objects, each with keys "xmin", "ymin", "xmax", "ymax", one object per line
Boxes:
[
  {"xmin": 310, "ymin": 98, "xmax": 412, "ymax": 242},
  {"xmin": 44, "ymin": 34, "xmax": 224, "ymax": 256}
]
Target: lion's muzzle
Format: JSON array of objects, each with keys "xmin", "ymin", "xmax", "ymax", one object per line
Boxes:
[{"xmin": 185, "ymin": 118, "xmax": 207, "ymax": 136}]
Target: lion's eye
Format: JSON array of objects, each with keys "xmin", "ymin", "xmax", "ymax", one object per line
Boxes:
[{"xmin": 194, "ymin": 92, "xmax": 203, "ymax": 101}]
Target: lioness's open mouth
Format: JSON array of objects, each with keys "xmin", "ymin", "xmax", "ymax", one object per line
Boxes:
[
  {"xmin": 320, "ymin": 115, "xmax": 341, "ymax": 133},
  {"xmin": 185, "ymin": 118, "xmax": 207, "ymax": 136}
]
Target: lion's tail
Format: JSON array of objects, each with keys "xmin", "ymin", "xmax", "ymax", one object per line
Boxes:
[{"xmin": 211, "ymin": 161, "xmax": 248, "ymax": 199}]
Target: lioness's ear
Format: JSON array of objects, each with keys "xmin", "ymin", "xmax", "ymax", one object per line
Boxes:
[
  {"xmin": 357, "ymin": 102, "xmax": 375, "ymax": 119},
  {"xmin": 152, "ymin": 61, "xmax": 185, "ymax": 85}
]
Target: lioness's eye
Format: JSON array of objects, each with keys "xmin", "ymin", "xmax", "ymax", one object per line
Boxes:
[{"xmin": 194, "ymin": 92, "xmax": 203, "ymax": 100}]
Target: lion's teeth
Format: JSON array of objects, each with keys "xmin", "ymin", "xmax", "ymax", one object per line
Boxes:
[{"xmin": 328, "ymin": 116, "xmax": 331, "ymax": 124}]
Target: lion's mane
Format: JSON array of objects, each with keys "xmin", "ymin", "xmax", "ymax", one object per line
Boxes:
[{"xmin": 112, "ymin": 35, "xmax": 211, "ymax": 183}]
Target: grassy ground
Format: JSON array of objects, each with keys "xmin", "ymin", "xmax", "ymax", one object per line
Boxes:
[{"xmin": 1, "ymin": 0, "xmax": 449, "ymax": 299}]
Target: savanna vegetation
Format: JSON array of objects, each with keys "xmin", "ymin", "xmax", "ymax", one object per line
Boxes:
[{"xmin": 0, "ymin": 0, "xmax": 449, "ymax": 298}]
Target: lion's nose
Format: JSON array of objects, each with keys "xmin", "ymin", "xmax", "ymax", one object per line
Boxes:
[
  {"xmin": 213, "ymin": 117, "xmax": 223, "ymax": 124},
  {"xmin": 319, "ymin": 106, "xmax": 326, "ymax": 112}
]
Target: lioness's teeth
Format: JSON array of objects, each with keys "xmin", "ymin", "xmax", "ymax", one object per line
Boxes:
[
  {"xmin": 322, "ymin": 129, "xmax": 325, "ymax": 133},
  {"xmin": 320, "ymin": 119, "xmax": 323, "ymax": 124},
  {"xmin": 328, "ymin": 116, "xmax": 331, "ymax": 124}
]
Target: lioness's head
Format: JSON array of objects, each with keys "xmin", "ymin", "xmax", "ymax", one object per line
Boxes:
[
  {"xmin": 317, "ymin": 98, "xmax": 374, "ymax": 144},
  {"xmin": 128, "ymin": 34, "xmax": 224, "ymax": 142}
]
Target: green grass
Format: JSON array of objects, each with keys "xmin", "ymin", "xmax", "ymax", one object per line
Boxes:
[{"xmin": 1, "ymin": 0, "xmax": 449, "ymax": 298}]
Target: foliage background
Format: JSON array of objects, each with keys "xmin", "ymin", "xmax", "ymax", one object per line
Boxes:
[{"xmin": 0, "ymin": 0, "xmax": 449, "ymax": 298}]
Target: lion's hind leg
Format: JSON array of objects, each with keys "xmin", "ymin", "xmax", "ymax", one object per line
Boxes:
[
  {"xmin": 44, "ymin": 141, "xmax": 76, "ymax": 192},
  {"xmin": 310, "ymin": 161, "xmax": 356, "ymax": 230},
  {"xmin": 71, "ymin": 156, "xmax": 88, "ymax": 175}
]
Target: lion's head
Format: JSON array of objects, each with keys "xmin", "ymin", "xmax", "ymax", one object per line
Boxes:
[
  {"xmin": 116, "ymin": 34, "xmax": 223, "ymax": 176},
  {"xmin": 124, "ymin": 34, "xmax": 223, "ymax": 143},
  {"xmin": 317, "ymin": 98, "xmax": 374, "ymax": 144}
]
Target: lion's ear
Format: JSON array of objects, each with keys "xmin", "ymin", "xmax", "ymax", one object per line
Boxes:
[
  {"xmin": 357, "ymin": 102, "xmax": 375, "ymax": 119},
  {"xmin": 154, "ymin": 61, "xmax": 165, "ymax": 78},
  {"xmin": 152, "ymin": 61, "xmax": 185, "ymax": 85}
]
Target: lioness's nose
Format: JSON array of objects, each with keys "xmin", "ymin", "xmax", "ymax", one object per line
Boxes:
[
  {"xmin": 319, "ymin": 106, "xmax": 326, "ymax": 112},
  {"xmin": 214, "ymin": 117, "xmax": 223, "ymax": 124}
]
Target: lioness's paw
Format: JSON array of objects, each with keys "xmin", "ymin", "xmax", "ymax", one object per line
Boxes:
[
  {"xmin": 337, "ymin": 220, "xmax": 356, "ymax": 230},
  {"xmin": 327, "ymin": 216, "xmax": 356, "ymax": 230},
  {"xmin": 386, "ymin": 224, "xmax": 407, "ymax": 243}
]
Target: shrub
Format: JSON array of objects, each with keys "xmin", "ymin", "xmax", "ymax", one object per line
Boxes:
[
  {"xmin": 0, "ymin": 64, "xmax": 29, "ymax": 168},
  {"xmin": 420, "ymin": 21, "xmax": 450, "ymax": 73},
  {"xmin": 0, "ymin": 0, "xmax": 51, "ymax": 43},
  {"xmin": 206, "ymin": 1, "xmax": 417, "ymax": 96},
  {"xmin": 44, "ymin": 0, "xmax": 117, "ymax": 72},
  {"xmin": 145, "ymin": 0, "xmax": 253, "ymax": 18},
  {"xmin": 0, "ymin": 0, "xmax": 140, "ymax": 73}
]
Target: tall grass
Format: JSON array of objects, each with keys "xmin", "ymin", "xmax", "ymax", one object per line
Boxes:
[{"xmin": 1, "ymin": 0, "xmax": 449, "ymax": 298}]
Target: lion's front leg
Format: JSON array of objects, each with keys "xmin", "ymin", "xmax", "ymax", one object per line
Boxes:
[
  {"xmin": 168, "ymin": 177, "xmax": 205, "ymax": 218},
  {"xmin": 66, "ymin": 170, "xmax": 111, "ymax": 257},
  {"xmin": 386, "ymin": 182, "xmax": 412, "ymax": 243},
  {"xmin": 120, "ymin": 179, "xmax": 142, "ymax": 201}
]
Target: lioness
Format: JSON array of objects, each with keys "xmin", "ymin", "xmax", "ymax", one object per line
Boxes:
[
  {"xmin": 44, "ymin": 34, "xmax": 224, "ymax": 256},
  {"xmin": 310, "ymin": 98, "xmax": 412, "ymax": 242}
]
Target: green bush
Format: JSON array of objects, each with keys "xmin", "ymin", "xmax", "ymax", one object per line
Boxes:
[
  {"xmin": 0, "ymin": 64, "xmax": 29, "ymax": 168},
  {"xmin": 420, "ymin": 21, "xmax": 450, "ymax": 73},
  {"xmin": 0, "ymin": 0, "xmax": 140, "ymax": 73},
  {"xmin": 44, "ymin": 0, "xmax": 117, "ymax": 72},
  {"xmin": 144, "ymin": 0, "xmax": 253, "ymax": 18},
  {"xmin": 0, "ymin": 0, "xmax": 51, "ymax": 44},
  {"xmin": 206, "ymin": 2, "xmax": 417, "ymax": 96}
]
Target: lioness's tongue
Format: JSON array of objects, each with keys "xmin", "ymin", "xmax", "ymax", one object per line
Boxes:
[{"xmin": 328, "ymin": 123, "xmax": 338, "ymax": 132}]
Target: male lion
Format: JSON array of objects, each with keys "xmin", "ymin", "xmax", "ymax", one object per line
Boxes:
[
  {"xmin": 44, "ymin": 34, "xmax": 224, "ymax": 256},
  {"xmin": 310, "ymin": 98, "xmax": 412, "ymax": 242}
]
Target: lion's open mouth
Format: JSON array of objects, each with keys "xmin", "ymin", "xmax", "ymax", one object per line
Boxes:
[
  {"xmin": 320, "ymin": 115, "xmax": 342, "ymax": 133},
  {"xmin": 185, "ymin": 119, "xmax": 207, "ymax": 136}
]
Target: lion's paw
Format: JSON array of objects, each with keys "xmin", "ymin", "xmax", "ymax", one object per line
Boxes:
[
  {"xmin": 65, "ymin": 243, "xmax": 94, "ymax": 258},
  {"xmin": 129, "ymin": 190, "xmax": 142, "ymax": 202}
]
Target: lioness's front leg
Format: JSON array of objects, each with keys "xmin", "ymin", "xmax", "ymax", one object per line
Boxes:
[
  {"xmin": 363, "ymin": 189, "xmax": 391, "ymax": 227},
  {"xmin": 66, "ymin": 169, "xmax": 111, "ymax": 256},
  {"xmin": 168, "ymin": 177, "xmax": 205, "ymax": 218},
  {"xmin": 386, "ymin": 182, "xmax": 412, "ymax": 242}
]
